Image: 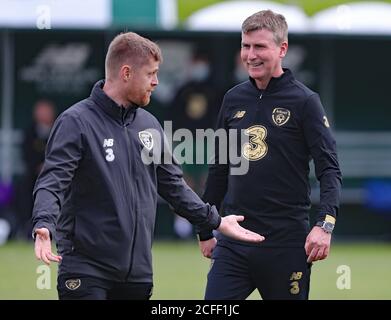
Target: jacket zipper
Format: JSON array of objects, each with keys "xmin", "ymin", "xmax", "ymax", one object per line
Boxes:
[
  {"xmin": 121, "ymin": 108, "xmax": 138, "ymax": 282},
  {"xmin": 255, "ymin": 91, "xmax": 265, "ymax": 121}
]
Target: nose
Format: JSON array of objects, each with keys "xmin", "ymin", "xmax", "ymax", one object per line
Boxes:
[
  {"xmin": 152, "ymin": 74, "xmax": 158, "ymax": 87},
  {"xmin": 247, "ymin": 47, "xmax": 257, "ymax": 60}
]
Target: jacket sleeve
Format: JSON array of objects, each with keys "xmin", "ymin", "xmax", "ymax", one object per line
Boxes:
[
  {"xmin": 202, "ymin": 95, "xmax": 229, "ymax": 210},
  {"xmin": 198, "ymin": 95, "xmax": 230, "ymax": 240},
  {"xmin": 156, "ymin": 130, "xmax": 221, "ymax": 233},
  {"xmin": 32, "ymin": 112, "xmax": 84, "ymax": 239},
  {"xmin": 302, "ymin": 94, "xmax": 342, "ymax": 223}
]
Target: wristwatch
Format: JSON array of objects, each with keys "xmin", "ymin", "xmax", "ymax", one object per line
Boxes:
[{"xmin": 315, "ymin": 220, "xmax": 335, "ymax": 234}]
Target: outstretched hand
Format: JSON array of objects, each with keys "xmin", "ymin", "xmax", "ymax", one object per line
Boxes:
[
  {"xmin": 217, "ymin": 215, "xmax": 264, "ymax": 243},
  {"xmin": 34, "ymin": 228, "xmax": 62, "ymax": 265}
]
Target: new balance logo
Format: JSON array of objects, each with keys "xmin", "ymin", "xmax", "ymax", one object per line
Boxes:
[
  {"xmin": 233, "ymin": 111, "xmax": 246, "ymax": 119},
  {"xmin": 103, "ymin": 138, "xmax": 115, "ymax": 162},
  {"xmin": 103, "ymin": 139, "xmax": 114, "ymax": 148},
  {"xmin": 290, "ymin": 272, "xmax": 303, "ymax": 281}
]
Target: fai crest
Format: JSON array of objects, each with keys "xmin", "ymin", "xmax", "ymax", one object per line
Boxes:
[
  {"xmin": 272, "ymin": 108, "xmax": 291, "ymax": 126},
  {"xmin": 138, "ymin": 131, "xmax": 154, "ymax": 151},
  {"xmin": 65, "ymin": 279, "xmax": 81, "ymax": 290}
]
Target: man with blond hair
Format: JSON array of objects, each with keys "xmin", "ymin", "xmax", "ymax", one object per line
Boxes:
[
  {"xmin": 198, "ymin": 10, "xmax": 342, "ymax": 300},
  {"xmin": 32, "ymin": 32, "xmax": 263, "ymax": 300}
]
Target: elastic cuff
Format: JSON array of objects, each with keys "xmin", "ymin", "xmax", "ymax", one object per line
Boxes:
[
  {"xmin": 316, "ymin": 213, "xmax": 336, "ymax": 224},
  {"xmin": 197, "ymin": 232, "xmax": 214, "ymax": 241},
  {"xmin": 214, "ymin": 215, "xmax": 222, "ymax": 230}
]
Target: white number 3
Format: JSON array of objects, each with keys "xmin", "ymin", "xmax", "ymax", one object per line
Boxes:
[{"xmin": 105, "ymin": 148, "xmax": 115, "ymax": 162}]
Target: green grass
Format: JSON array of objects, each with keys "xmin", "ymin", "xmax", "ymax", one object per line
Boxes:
[
  {"xmin": 0, "ymin": 241, "xmax": 58, "ymax": 300},
  {"xmin": 309, "ymin": 243, "xmax": 391, "ymax": 300},
  {"xmin": 178, "ymin": 0, "xmax": 391, "ymax": 21},
  {"xmin": 0, "ymin": 241, "xmax": 390, "ymax": 300}
]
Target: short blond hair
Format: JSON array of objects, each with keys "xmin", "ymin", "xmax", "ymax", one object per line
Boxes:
[
  {"xmin": 242, "ymin": 10, "xmax": 288, "ymax": 45},
  {"xmin": 105, "ymin": 32, "xmax": 162, "ymax": 79}
]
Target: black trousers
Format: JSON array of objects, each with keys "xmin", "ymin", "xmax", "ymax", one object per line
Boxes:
[
  {"xmin": 57, "ymin": 273, "xmax": 153, "ymax": 300},
  {"xmin": 205, "ymin": 240, "xmax": 312, "ymax": 300}
]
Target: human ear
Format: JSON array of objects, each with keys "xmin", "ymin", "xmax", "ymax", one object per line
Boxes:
[
  {"xmin": 280, "ymin": 42, "xmax": 288, "ymax": 58},
  {"xmin": 121, "ymin": 65, "xmax": 132, "ymax": 81}
]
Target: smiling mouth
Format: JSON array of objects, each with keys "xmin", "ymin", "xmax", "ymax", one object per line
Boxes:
[{"xmin": 248, "ymin": 62, "xmax": 264, "ymax": 68}]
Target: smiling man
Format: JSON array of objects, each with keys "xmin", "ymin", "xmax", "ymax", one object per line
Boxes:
[
  {"xmin": 32, "ymin": 32, "xmax": 264, "ymax": 300},
  {"xmin": 198, "ymin": 10, "xmax": 342, "ymax": 300}
]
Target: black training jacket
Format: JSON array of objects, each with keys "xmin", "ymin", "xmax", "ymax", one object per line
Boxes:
[
  {"xmin": 202, "ymin": 69, "xmax": 342, "ymax": 247},
  {"xmin": 32, "ymin": 80, "xmax": 221, "ymax": 282}
]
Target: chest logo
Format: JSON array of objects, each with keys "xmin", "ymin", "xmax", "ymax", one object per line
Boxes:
[
  {"xmin": 272, "ymin": 108, "xmax": 291, "ymax": 126},
  {"xmin": 233, "ymin": 110, "xmax": 246, "ymax": 119},
  {"xmin": 103, "ymin": 138, "xmax": 115, "ymax": 162},
  {"xmin": 139, "ymin": 131, "xmax": 154, "ymax": 151},
  {"xmin": 242, "ymin": 125, "xmax": 268, "ymax": 161}
]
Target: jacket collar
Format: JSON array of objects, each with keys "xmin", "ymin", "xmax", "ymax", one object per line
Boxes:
[
  {"xmin": 249, "ymin": 68, "xmax": 294, "ymax": 93},
  {"xmin": 90, "ymin": 80, "xmax": 138, "ymax": 123}
]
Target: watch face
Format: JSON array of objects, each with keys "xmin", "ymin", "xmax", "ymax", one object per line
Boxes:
[{"xmin": 324, "ymin": 222, "xmax": 334, "ymax": 232}]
